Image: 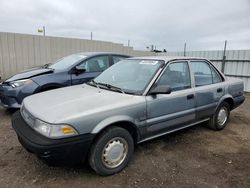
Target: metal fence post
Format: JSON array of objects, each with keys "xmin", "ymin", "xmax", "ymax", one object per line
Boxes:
[
  {"xmin": 184, "ymin": 42, "xmax": 186, "ymax": 57},
  {"xmin": 43, "ymin": 26, "xmax": 45, "ymax": 36},
  {"xmin": 221, "ymin": 40, "xmax": 227, "ymax": 73}
]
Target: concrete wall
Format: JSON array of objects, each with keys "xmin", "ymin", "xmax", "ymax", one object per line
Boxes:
[
  {"xmin": 0, "ymin": 32, "xmax": 153, "ymax": 80},
  {"xmin": 158, "ymin": 50, "xmax": 250, "ymax": 92}
]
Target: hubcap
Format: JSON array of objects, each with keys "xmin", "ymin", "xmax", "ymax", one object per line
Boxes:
[
  {"xmin": 102, "ymin": 137, "xmax": 128, "ymax": 168},
  {"xmin": 217, "ymin": 107, "xmax": 228, "ymax": 126}
]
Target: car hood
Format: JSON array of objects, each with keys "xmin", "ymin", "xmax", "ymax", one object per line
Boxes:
[
  {"xmin": 23, "ymin": 84, "xmax": 141, "ymax": 124},
  {"xmin": 4, "ymin": 67, "xmax": 53, "ymax": 82}
]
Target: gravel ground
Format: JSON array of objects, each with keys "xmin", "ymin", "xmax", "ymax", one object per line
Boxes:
[{"xmin": 0, "ymin": 94, "xmax": 249, "ymax": 188}]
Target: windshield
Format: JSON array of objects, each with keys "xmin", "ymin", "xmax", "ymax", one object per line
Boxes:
[
  {"xmin": 48, "ymin": 54, "xmax": 86, "ymax": 70},
  {"xmin": 94, "ymin": 59, "xmax": 163, "ymax": 94}
]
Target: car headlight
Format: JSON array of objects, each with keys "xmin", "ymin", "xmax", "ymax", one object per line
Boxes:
[
  {"xmin": 34, "ymin": 119, "xmax": 78, "ymax": 138},
  {"xmin": 10, "ymin": 79, "xmax": 33, "ymax": 88}
]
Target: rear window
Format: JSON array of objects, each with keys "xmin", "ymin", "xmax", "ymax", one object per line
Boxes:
[{"xmin": 190, "ymin": 61, "xmax": 213, "ymax": 86}]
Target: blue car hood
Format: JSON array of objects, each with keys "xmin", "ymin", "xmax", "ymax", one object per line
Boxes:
[{"xmin": 4, "ymin": 67, "xmax": 54, "ymax": 82}]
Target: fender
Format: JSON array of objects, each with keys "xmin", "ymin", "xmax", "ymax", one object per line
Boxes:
[
  {"xmin": 215, "ymin": 94, "xmax": 234, "ymax": 111},
  {"xmin": 91, "ymin": 115, "xmax": 137, "ymax": 134}
]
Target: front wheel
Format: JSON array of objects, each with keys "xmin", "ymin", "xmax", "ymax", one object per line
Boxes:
[
  {"xmin": 208, "ymin": 102, "xmax": 230, "ymax": 130},
  {"xmin": 88, "ymin": 126, "xmax": 134, "ymax": 176}
]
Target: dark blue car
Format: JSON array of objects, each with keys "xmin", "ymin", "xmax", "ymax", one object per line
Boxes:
[{"xmin": 0, "ymin": 52, "xmax": 130, "ymax": 108}]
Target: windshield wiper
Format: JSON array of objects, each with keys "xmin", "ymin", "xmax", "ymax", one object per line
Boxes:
[
  {"xmin": 96, "ymin": 82, "xmax": 125, "ymax": 94},
  {"xmin": 107, "ymin": 84, "xmax": 125, "ymax": 94},
  {"xmin": 88, "ymin": 81, "xmax": 136, "ymax": 95},
  {"xmin": 87, "ymin": 80, "xmax": 100, "ymax": 89}
]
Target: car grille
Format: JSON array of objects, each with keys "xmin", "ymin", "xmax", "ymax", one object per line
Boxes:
[{"xmin": 21, "ymin": 105, "xmax": 36, "ymax": 127}]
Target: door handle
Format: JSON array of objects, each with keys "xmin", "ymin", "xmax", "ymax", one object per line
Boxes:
[
  {"xmin": 187, "ymin": 94, "xmax": 194, "ymax": 100},
  {"xmin": 217, "ymin": 88, "xmax": 223, "ymax": 93}
]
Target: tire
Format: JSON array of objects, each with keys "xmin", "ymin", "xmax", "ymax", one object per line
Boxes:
[
  {"xmin": 88, "ymin": 126, "xmax": 134, "ymax": 176},
  {"xmin": 208, "ymin": 102, "xmax": 231, "ymax": 130}
]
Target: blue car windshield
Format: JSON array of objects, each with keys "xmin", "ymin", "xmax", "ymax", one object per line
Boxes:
[
  {"xmin": 48, "ymin": 54, "xmax": 86, "ymax": 70},
  {"xmin": 94, "ymin": 59, "xmax": 164, "ymax": 94}
]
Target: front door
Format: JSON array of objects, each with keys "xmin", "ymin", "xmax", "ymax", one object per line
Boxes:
[
  {"xmin": 71, "ymin": 55, "xmax": 110, "ymax": 85},
  {"xmin": 146, "ymin": 61, "xmax": 196, "ymax": 137}
]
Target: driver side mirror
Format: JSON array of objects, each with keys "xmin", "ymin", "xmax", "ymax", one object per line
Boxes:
[
  {"xmin": 74, "ymin": 66, "xmax": 86, "ymax": 74},
  {"xmin": 148, "ymin": 85, "xmax": 171, "ymax": 95}
]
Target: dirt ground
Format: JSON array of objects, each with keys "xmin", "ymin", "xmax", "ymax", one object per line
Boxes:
[{"xmin": 0, "ymin": 95, "xmax": 250, "ymax": 188}]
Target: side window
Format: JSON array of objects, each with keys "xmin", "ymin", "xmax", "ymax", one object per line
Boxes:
[
  {"xmin": 157, "ymin": 61, "xmax": 191, "ymax": 91},
  {"xmin": 190, "ymin": 61, "xmax": 213, "ymax": 86},
  {"xmin": 211, "ymin": 67, "xmax": 222, "ymax": 83},
  {"xmin": 78, "ymin": 56, "xmax": 109, "ymax": 72},
  {"xmin": 113, "ymin": 56, "xmax": 127, "ymax": 64}
]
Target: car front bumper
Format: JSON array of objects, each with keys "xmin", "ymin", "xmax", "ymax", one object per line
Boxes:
[
  {"xmin": 0, "ymin": 81, "xmax": 39, "ymax": 109},
  {"xmin": 12, "ymin": 111, "xmax": 94, "ymax": 165},
  {"xmin": 0, "ymin": 84, "xmax": 20, "ymax": 108}
]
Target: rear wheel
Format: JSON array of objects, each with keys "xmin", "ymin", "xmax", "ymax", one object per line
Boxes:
[
  {"xmin": 208, "ymin": 102, "xmax": 230, "ymax": 130},
  {"xmin": 88, "ymin": 126, "xmax": 134, "ymax": 176}
]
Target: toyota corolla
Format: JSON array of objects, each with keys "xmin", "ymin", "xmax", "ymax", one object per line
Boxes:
[{"xmin": 12, "ymin": 56, "xmax": 245, "ymax": 176}]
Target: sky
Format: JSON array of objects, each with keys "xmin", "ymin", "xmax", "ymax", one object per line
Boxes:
[{"xmin": 0, "ymin": 0, "xmax": 249, "ymax": 51}]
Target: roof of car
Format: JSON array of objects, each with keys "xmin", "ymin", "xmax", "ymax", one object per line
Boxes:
[
  {"xmin": 73, "ymin": 53, "xmax": 209, "ymax": 62},
  {"xmin": 76, "ymin": 52, "xmax": 130, "ymax": 56},
  {"xmin": 130, "ymin": 56, "xmax": 209, "ymax": 62}
]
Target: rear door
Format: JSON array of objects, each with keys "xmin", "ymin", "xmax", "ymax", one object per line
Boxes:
[
  {"xmin": 190, "ymin": 60, "xmax": 224, "ymax": 120},
  {"xmin": 71, "ymin": 55, "xmax": 110, "ymax": 85},
  {"xmin": 145, "ymin": 61, "xmax": 196, "ymax": 137}
]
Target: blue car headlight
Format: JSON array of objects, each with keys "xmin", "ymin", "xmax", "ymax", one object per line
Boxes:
[{"xmin": 10, "ymin": 79, "xmax": 33, "ymax": 88}]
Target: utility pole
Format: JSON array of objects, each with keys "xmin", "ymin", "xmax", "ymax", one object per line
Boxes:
[
  {"xmin": 43, "ymin": 26, "xmax": 45, "ymax": 36},
  {"xmin": 151, "ymin": 45, "xmax": 154, "ymax": 52},
  {"xmin": 184, "ymin": 42, "xmax": 186, "ymax": 56},
  {"xmin": 221, "ymin": 40, "xmax": 227, "ymax": 73},
  {"xmin": 91, "ymin": 32, "xmax": 93, "ymax": 40}
]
